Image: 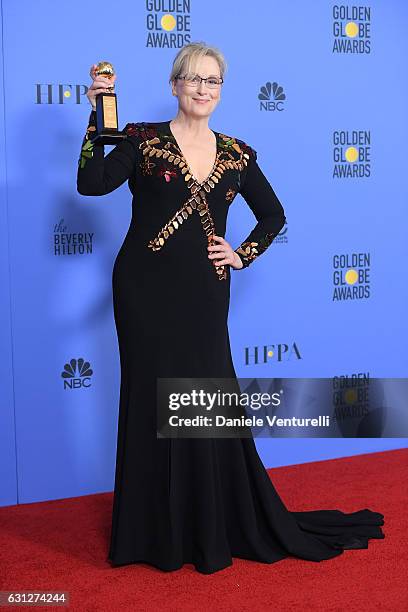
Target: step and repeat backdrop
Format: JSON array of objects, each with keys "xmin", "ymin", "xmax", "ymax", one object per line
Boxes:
[{"xmin": 1, "ymin": 1, "xmax": 407, "ymax": 506}]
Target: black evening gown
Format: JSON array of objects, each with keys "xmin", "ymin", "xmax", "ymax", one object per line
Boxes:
[{"xmin": 77, "ymin": 110, "xmax": 385, "ymax": 574}]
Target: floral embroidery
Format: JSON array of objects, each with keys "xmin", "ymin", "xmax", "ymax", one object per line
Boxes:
[
  {"xmin": 239, "ymin": 141, "xmax": 255, "ymax": 159},
  {"xmin": 78, "ymin": 124, "xmax": 96, "ymax": 169},
  {"xmin": 141, "ymin": 156, "xmax": 156, "ymax": 176},
  {"xmin": 218, "ymin": 133, "xmax": 254, "ymax": 164},
  {"xmin": 158, "ymin": 166, "xmax": 178, "ymax": 182},
  {"xmin": 235, "ymin": 231, "xmax": 276, "ymax": 268},
  {"xmin": 125, "ymin": 123, "xmax": 158, "ymax": 141},
  {"xmin": 218, "ymin": 134, "xmax": 243, "ymax": 154},
  {"xmin": 225, "ymin": 187, "xmax": 236, "ymax": 203},
  {"xmin": 138, "ymin": 125, "xmax": 252, "ymax": 280},
  {"xmin": 140, "ymin": 129, "xmax": 248, "ymax": 191}
]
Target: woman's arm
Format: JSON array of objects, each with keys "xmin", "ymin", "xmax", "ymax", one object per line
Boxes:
[
  {"xmin": 234, "ymin": 146, "xmax": 286, "ymax": 268},
  {"xmin": 77, "ymin": 110, "xmax": 139, "ymax": 196}
]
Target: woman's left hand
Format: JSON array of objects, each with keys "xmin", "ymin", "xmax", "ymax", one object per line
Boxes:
[{"xmin": 208, "ymin": 235, "xmax": 243, "ymax": 270}]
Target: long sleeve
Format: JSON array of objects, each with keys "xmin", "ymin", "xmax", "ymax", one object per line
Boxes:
[
  {"xmin": 77, "ymin": 110, "xmax": 139, "ymax": 196},
  {"xmin": 234, "ymin": 145, "xmax": 286, "ymax": 269}
]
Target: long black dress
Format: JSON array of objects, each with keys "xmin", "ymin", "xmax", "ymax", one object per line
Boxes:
[{"xmin": 77, "ymin": 109, "xmax": 385, "ymax": 574}]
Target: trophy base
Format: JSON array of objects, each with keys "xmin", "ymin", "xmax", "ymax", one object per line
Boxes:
[{"xmin": 90, "ymin": 131, "xmax": 127, "ymax": 145}]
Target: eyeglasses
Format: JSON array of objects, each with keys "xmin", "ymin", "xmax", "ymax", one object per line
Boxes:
[{"xmin": 176, "ymin": 73, "xmax": 224, "ymax": 89}]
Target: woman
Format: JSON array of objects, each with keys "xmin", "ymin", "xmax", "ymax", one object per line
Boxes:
[{"xmin": 77, "ymin": 42, "xmax": 384, "ymax": 574}]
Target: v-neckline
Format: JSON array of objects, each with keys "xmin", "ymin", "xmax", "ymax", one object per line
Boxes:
[{"xmin": 166, "ymin": 120, "xmax": 220, "ymax": 186}]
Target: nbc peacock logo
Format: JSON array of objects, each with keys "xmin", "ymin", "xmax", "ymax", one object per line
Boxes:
[
  {"xmin": 61, "ymin": 358, "xmax": 93, "ymax": 390},
  {"xmin": 258, "ymin": 81, "xmax": 286, "ymax": 112}
]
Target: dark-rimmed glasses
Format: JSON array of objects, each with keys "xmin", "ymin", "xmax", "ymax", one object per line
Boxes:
[{"xmin": 175, "ymin": 74, "xmax": 224, "ymax": 89}]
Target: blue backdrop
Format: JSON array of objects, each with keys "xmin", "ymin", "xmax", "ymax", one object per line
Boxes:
[{"xmin": 1, "ymin": 0, "xmax": 407, "ymax": 507}]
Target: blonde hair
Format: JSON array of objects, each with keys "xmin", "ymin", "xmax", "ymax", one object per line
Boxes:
[{"xmin": 168, "ymin": 41, "xmax": 227, "ymax": 84}]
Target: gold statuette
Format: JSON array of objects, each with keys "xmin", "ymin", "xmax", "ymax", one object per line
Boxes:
[{"xmin": 91, "ymin": 61, "xmax": 127, "ymax": 145}]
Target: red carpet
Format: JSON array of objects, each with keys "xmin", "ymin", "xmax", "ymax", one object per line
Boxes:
[{"xmin": 0, "ymin": 448, "xmax": 406, "ymax": 611}]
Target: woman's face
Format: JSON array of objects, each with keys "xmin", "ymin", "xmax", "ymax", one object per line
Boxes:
[{"xmin": 171, "ymin": 55, "xmax": 222, "ymax": 120}]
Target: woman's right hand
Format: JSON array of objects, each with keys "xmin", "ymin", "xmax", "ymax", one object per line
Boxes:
[{"xmin": 86, "ymin": 64, "xmax": 117, "ymax": 110}]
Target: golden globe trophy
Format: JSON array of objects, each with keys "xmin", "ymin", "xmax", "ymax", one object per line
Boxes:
[{"xmin": 90, "ymin": 61, "xmax": 127, "ymax": 145}]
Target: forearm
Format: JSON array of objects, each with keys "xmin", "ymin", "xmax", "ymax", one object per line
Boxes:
[
  {"xmin": 77, "ymin": 110, "xmax": 107, "ymax": 195},
  {"xmin": 233, "ymin": 147, "xmax": 286, "ymax": 269},
  {"xmin": 76, "ymin": 110, "xmax": 137, "ymax": 196},
  {"xmin": 234, "ymin": 209, "xmax": 286, "ymax": 268}
]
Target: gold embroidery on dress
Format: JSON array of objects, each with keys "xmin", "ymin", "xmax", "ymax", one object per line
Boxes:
[
  {"xmin": 236, "ymin": 232, "xmax": 276, "ymax": 267},
  {"xmin": 147, "ymin": 192, "xmax": 198, "ymax": 251},
  {"xmin": 225, "ymin": 187, "xmax": 236, "ymax": 203},
  {"xmin": 143, "ymin": 130, "xmax": 249, "ymax": 280},
  {"xmin": 141, "ymin": 156, "xmax": 155, "ymax": 176}
]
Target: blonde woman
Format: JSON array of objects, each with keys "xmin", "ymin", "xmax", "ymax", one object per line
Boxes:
[{"xmin": 77, "ymin": 42, "xmax": 384, "ymax": 574}]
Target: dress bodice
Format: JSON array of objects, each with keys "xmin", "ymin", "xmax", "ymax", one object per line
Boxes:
[{"xmin": 77, "ymin": 111, "xmax": 287, "ymax": 278}]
